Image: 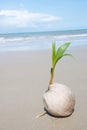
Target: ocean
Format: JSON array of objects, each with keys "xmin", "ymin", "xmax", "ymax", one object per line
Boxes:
[{"xmin": 0, "ymin": 29, "xmax": 87, "ymax": 51}]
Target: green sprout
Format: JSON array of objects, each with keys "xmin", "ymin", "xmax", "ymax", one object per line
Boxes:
[{"xmin": 49, "ymin": 42, "xmax": 73, "ymax": 85}]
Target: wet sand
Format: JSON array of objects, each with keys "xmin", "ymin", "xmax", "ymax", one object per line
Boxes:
[{"xmin": 0, "ymin": 45, "xmax": 87, "ymax": 130}]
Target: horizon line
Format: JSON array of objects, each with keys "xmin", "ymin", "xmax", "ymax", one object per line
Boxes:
[{"xmin": 0, "ymin": 28, "xmax": 87, "ymax": 35}]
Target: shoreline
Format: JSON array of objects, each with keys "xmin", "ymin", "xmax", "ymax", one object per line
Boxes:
[
  {"xmin": 0, "ymin": 44, "xmax": 87, "ymax": 129},
  {"xmin": 0, "ymin": 41, "xmax": 87, "ymax": 52}
]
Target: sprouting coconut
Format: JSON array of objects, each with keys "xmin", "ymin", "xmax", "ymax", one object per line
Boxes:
[{"xmin": 36, "ymin": 42, "xmax": 75, "ymax": 118}]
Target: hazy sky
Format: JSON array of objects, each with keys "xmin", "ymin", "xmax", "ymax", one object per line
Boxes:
[{"xmin": 0, "ymin": 0, "xmax": 87, "ymax": 33}]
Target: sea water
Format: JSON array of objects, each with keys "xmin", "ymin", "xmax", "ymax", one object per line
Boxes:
[{"xmin": 0, "ymin": 29, "xmax": 87, "ymax": 52}]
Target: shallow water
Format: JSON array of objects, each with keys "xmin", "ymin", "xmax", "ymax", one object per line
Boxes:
[{"xmin": 0, "ymin": 29, "xmax": 87, "ymax": 51}]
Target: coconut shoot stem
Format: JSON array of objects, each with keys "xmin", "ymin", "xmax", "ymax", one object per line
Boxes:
[{"xmin": 49, "ymin": 67, "xmax": 54, "ymax": 85}]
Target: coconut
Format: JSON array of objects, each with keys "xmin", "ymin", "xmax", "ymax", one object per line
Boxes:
[{"xmin": 43, "ymin": 83, "xmax": 75, "ymax": 117}]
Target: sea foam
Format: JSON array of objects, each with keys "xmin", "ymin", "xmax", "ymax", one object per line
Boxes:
[{"xmin": 0, "ymin": 30, "xmax": 87, "ymax": 51}]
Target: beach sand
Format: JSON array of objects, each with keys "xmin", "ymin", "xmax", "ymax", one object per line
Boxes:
[{"xmin": 0, "ymin": 45, "xmax": 87, "ymax": 130}]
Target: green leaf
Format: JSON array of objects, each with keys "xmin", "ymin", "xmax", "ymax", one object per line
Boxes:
[
  {"xmin": 62, "ymin": 53, "xmax": 75, "ymax": 59},
  {"xmin": 56, "ymin": 42, "xmax": 71, "ymax": 59},
  {"xmin": 53, "ymin": 42, "xmax": 71, "ymax": 68},
  {"xmin": 52, "ymin": 42, "xmax": 56, "ymax": 67},
  {"xmin": 62, "ymin": 53, "xmax": 73, "ymax": 57}
]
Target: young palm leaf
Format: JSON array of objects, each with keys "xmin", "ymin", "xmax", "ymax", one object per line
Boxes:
[
  {"xmin": 52, "ymin": 42, "xmax": 56, "ymax": 67},
  {"xmin": 49, "ymin": 42, "xmax": 73, "ymax": 85},
  {"xmin": 53, "ymin": 42, "xmax": 71, "ymax": 68}
]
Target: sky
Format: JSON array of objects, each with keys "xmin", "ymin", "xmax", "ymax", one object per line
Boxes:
[{"xmin": 0, "ymin": 0, "xmax": 87, "ymax": 33}]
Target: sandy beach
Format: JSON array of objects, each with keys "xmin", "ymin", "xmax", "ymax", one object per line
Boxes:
[{"xmin": 0, "ymin": 45, "xmax": 87, "ymax": 130}]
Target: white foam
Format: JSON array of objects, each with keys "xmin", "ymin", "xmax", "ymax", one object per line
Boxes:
[
  {"xmin": 0, "ymin": 33, "xmax": 87, "ymax": 43},
  {"xmin": 0, "ymin": 32, "xmax": 87, "ymax": 51}
]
